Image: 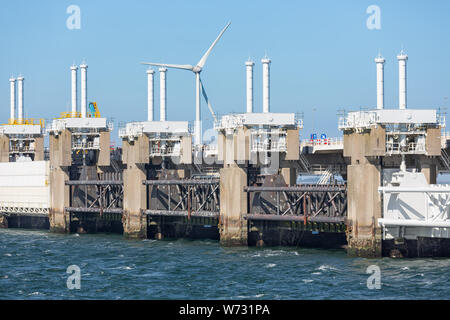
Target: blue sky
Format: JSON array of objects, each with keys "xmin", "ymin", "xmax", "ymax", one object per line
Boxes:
[{"xmin": 0, "ymin": 0, "xmax": 449, "ymax": 142}]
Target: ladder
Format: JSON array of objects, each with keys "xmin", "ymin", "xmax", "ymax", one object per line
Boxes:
[{"xmin": 298, "ymin": 153, "xmax": 312, "ymax": 173}]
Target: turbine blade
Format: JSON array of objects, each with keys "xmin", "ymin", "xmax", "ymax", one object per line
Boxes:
[
  {"xmin": 199, "ymin": 77, "xmax": 217, "ymax": 122},
  {"xmin": 196, "ymin": 22, "xmax": 231, "ymax": 69},
  {"xmin": 141, "ymin": 62, "xmax": 194, "ymax": 71}
]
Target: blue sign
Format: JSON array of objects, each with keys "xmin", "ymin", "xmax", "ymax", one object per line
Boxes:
[
  {"xmin": 321, "ymin": 133, "xmax": 327, "ymax": 140},
  {"xmin": 310, "ymin": 133, "xmax": 317, "ymax": 140}
]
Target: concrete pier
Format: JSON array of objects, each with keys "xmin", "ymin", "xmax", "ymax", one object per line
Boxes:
[
  {"xmin": 219, "ymin": 165, "xmax": 248, "ymax": 246},
  {"xmin": 49, "ymin": 130, "xmax": 72, "ymax": 233},
  {"xmin": 121, "ymin": 136, "xmax": 148, "ymax": 239}
]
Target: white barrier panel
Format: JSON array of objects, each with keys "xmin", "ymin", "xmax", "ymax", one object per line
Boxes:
[{"xmin": 0, "ymin": 161, "xmax": 50, "ymax": 214}]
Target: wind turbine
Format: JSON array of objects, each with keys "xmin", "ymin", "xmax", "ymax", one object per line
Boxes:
[{"xmin": 142, "ymin": 22, "xmax": 231, "ymax": 146}]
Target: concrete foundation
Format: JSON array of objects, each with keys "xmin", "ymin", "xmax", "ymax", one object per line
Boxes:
[{"xmin": 219, "ymin": 166, "xmax": 248, "ymax": 246}]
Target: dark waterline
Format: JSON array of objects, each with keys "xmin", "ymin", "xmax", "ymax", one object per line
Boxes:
[{"xmin": 0, "ymin": 228, "xmax": 449, "ymax": 300}]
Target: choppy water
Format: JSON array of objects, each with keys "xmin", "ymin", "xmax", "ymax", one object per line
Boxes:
[{"xmin": 0, "ymin": 228, "xmax": 449, "ymax": 300}]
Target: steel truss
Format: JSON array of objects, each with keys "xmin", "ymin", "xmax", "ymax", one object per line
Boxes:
[
  {"xmin": 245, "ymin": 184, "xmax": 347, "ymax": 223},
  {"xmin": 65, "ymin": 180, "xmax": 124, "ymax": 216},
  {"xmin": 143, "ymin": 179, "xmax": 220, "ymax": 218}
]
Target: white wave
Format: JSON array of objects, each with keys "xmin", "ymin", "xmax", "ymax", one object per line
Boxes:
[{"xmin": 318, "ymin": 264, "xmax": 337, "ymax": 271}]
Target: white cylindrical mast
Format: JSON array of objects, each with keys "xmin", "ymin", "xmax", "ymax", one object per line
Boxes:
[
  {"xmin": 375, "ymin": 55, "xmax": 385, "ymax": 110},
  {"xmin": 159, "ymin": 67, "xmax": 167, "ymax": 122},
  {"xmin": 80, "ymin": 63, "xmax": 88, "ymax": 118},
  {"xmin": 195, "ymin": 72, "xmax": 201, "ymax": 146},
  {"xmin": 147, "ymin": 69, "xmax": 155, "ymax": 121},
  {"xmin": 397, "ymin": 51, "xmax": 408, "ymax": 110},
  {"xmin": 9, "ymin": 78, "xmax": 16, "ymax": 123},
  {"xmin": 246, "ymin": 59, "xmax": 254, "ymax": 113},
  {"xmin": 71, "ymin": 65, "xmax": 78, "ymax": 116},
  {"xmin": 261, "ymin": 57, "xmax": 271, "ymax": 113},
  {"xmin": 17, "ymin": 76, "xmax": 24, "ymax": 123}
]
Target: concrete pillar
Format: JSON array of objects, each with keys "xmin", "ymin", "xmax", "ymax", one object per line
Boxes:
[
  {"xmin": 346, "ymin": 163, "xmax": 382, "ymax": 257},
  {"xmin": 219, "ymin": 165, "xmax": 248, "ymax": 246},
  {"xmin": 123, "ymin": 166, "xmax": 147, "ymax": 238},
  {"xmin": 0, "ymin": 136, "xmax": 9, "ymax": 162},
  {"xmin": 281, "ymin": 167, "xmax": 297, "ymax": 186},
  {"xmin": 122, "ymin": 135, "xmax": 149, "ymax": 238},
  {"xmin": 34, "ymin": 136, "xmax": 44, "ymax": 161},
  {"xmin": 422, "ymin": 164, "xmax": 437, "ymax": 185},
  {"xmin": 98, "ymin": 131, "xmax": 110, "ymax": 166},
  {"xmin": 49, "ymin": 131, "xmax": 72, "ymax": 233}
]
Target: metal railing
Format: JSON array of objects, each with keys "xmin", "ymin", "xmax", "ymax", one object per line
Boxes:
[{"xmin": 6, "ymin": 118, "xmax": 45, "ymax": 128}]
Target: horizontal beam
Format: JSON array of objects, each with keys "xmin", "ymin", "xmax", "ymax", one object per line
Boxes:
[
  {"xmin": 65, "ymin": 180, "xmax": 123, "ymax": 186},
  {"xmin": 65, "ymin": 207, "xmax": 123, "ymax": 214},
  {"xmin": 144, "ymin": 210, "xmax": 219, "ymax": 218},
  {"xmin": 378, "ymin": 218, "xmax": 450, "ymax": 228},
  {"xmin": 245, "ymin": 214, "xmax": 345, "ymax": 223},
  {"xmin": 143, "ymin": 179, "xmax": 219, "ymax": 186},
  {"xmin": 245, "ymin": 186, "xmax": 346, "ymax": 192}
]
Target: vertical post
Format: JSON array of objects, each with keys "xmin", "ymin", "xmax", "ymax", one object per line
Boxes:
[
  {"xmin": 246, "ymin": 59, "xmax": 254, "ymax": 113},
  {"xmin": 17, "ymin": 76, "xmax": 24, "ymax": 124},
  {"xmin": 397, "ymin": 51, "xmax": 408, "ymax": 110},
  {"xmin": 261, "ymin": 57, "xmax": 271, "ymax": 113},
  {"xmin": 80, "ymin": 63, "xmax": 88, "ymax": 118},
  {"xmin": 159, "ymin": 67, "xmax": 167, "ymax": 122},
  {"xmin": 375, "ymin": 55, "xmax": 385, "ymax": 110},
  {"xmin": 147, "ymin": 69, "xmax": 155, "ymax": 121},
  {"xmin": 71, "ymin": 65, "xmax": 78, "ymax": 117},
  {"xmin": 9, "ymin": 78, "xmax": 15, "ymax": 123},
  {"xmin": 195, "ymin": 72, "xmax": 202, "ymax": 146}
]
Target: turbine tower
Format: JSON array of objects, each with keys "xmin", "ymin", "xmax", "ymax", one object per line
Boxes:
[{"xmin": 142, "ymin": 22, "xmax": 231, "ymax": 146}]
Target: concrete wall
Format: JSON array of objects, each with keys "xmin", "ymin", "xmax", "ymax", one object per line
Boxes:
[
  {"xmin": 49, "ymin": 130, "xmax": 72, "ymax": 167},
  {"xmin": 235, "ymin": 127, "xmax": 250, "ymax": 163},
  {"xmin": 426, "ymin": 127, "xmax": 441, "ymax": 156},
  {"xmin": 98, "ymin": 131, "xmax": 110, "ymax": 166},
  {"xmin": 280, "ymin": 167, "xmax": 296, "ymax": 186},
  {"xmin": 34, "ymin": 136, "xmax": 44, "ymax": 161},
  {"xmin": 285, "ymin": 129, "xmax": 299, "ymax": 161},
  {"xmin": 180, "ymin": 136, "xmax": 192, "ymax": 164},
  {"xmin": 0, "ymin": 136, "xmax": 9, "ymax": 162},
  {"xmin": 122, "ymin": 134, "xmax": 149, "ymax": 165}
]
